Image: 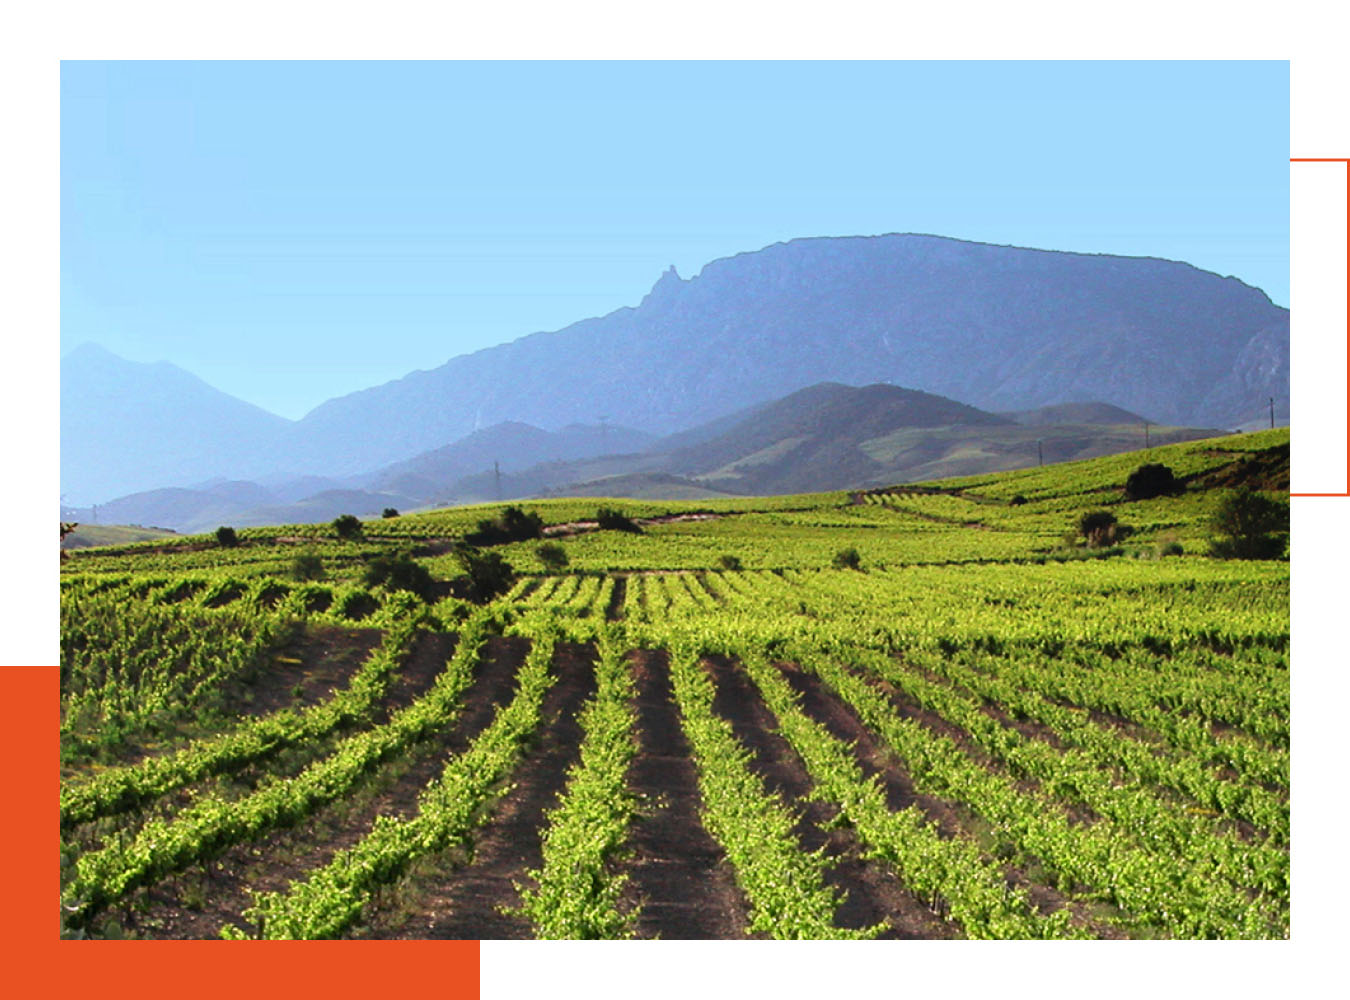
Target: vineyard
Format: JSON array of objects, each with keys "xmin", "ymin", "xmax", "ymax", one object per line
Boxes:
[{"xmin": 59, "ymin": 429, "xmax": 1290, "ymax": 939}]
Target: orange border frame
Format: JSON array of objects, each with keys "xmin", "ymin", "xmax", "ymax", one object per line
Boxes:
[
  {"xmin": 4, "ymin": 666, "xmax": 479, "ymax": 999},
  {"xmin": 1289, "ymin": 157, "xmax": 1350, "ymax": 497}
]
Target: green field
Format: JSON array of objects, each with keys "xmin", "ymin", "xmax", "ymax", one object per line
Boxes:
[{"xmin": 59, "ymin": 429, "xmax": 1289, "ymax": 940}]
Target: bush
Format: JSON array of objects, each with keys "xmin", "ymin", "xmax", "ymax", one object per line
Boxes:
[
  {"xmin": 1208, "ymin": 488, "xmax": 1289, "ymax": 559},
  {"xmin": 1124, "ymin": 463, "xmax": 1181, "ymax": 501},
  {"xmin": 1009, "ymin": 494, "xmax": 1028, "ymax": 507},
  {"xmin": 1157, "ymin": 541, "xmax": 1185, "ymax": 557},
  {"xmin": 468, "ymin": 505, "xmax": 545, "ymax": 545},
  {"xmin": 332, "ymin": 514, "xmax": 363, "ymax": 540},
  {"xmin": 832, "ymin": 547, "xmax": 862, "ymax": 570},
  {"xmin": 290, "ymin": 552, "xmax": 325, "ymax": 581},
  {"xmin": 536, "ymin": 542, "xmax": 569, "ymax": 573},
  {"xmin": 335, "ymin": 590, "xmax": 379, "ymax": 621},
  {"xmin": 363, "ymin": 551, "xmax": 435, "ymax": 601},
  {"xmin": 215, "ymin": 526, "xmax": 239, "ymax": 548},
  {"xmin": 382, "ymin": 507, "xmax": 399, "ymax": 519},
  {"xmin": 451, "ymin": 546, "xmax": 516, "ymax": 604},
  {"xmin": 596, "ymin": 506, "xmax": 642, "ymax": 533},
  {"xmin": 1076, "ymin": 510, "xmax": 1124, "ymax": 548},
  {"xmin": 718, "ymin": 554, "xmax": 743, "ymax": 571}
]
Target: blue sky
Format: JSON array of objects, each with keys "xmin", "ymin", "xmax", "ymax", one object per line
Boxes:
[{"xmin": 61, "ymin": 60, "xmax": 1289, "ymax": 419}]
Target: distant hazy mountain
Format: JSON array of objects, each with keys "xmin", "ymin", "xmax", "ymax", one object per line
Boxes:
[
  {"xmin": 68, "ymin": 480, "xmax": 424, "ymax": 535},
  {"xmin": 79, "ymin": 381, "xmax": 1227, "ymax": 532},
  {"xmin": 360, "ymin": 421, "xmax": 654, "ymax": 499},
  {"xmin": 1001, "ymin": 402, "xmax": 1149, "ymax": 426},
  {"xmin": 60, "ymin": 344, "xmax": 293, "ymax": 504},
  {"xmin": 436, "ymin": 382, "xmax": 1224, "ymax": 501},
  {"xmin": 277, "ymin": 234, "xmax": 1287, "ymax": 475}
]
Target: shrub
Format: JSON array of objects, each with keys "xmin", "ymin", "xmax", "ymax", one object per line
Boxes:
[
  {"xmin": 718, "ymin": 554, "xmax": 743, "ymax": 571},
  {"xmin": 1208, "ymin": 488, "xmax": 1289, "ymax": 560},
  {"xmin": 215, "ymin": 526, "xmax": 239, "ymax": 548},
  {"xmin": 467, "ymin": 505, "xmax": 545, "ymax": 545},
  {"xmin": 1124, "ymin": 463, "xmax": 1181, "ymax": 501},
  {"xmin": 451, "ymin": 546, "xmax": 516, "ymax": 604},
  {"xmin": 536, "ymin": 542, "xmax": 569, "ymax": 573},
  {"xmin": 596, "ymin": 506, "xmax": 642, "ymax": 533},
  {"xmin": 382, "ymin": 507, "xmax": 399, "ymax": 519},
  {"xmin": 335, "ymin": 590, "xmax": 379, "ymax": 621},
  {"xmin": 332, "ymin": 514, "xmax": 363, "ymax": 540},
  {"xmin": 1157, "ymin": 541, "xmax": 1185, "ymax": 557},
  {"xmin": 363, "ymin": 551, "xmax": 435, "ymax": 601},
  {"xmin": 1009, "ymin": 494, "xmax": 1028, "ymax": 507},
  {"xmin": 1076, "ymin": 510, "xmax": 1123, "ymax": 548},
  {"xmin": 832, "ymin": 547, "xmax": 862, "ymax": 570},
  {"xmin": 290, "ymin": 552, "xmax": 325, "ymax": 582}
]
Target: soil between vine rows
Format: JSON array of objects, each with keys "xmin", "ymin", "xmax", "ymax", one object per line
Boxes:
[
  {"xmin": 619, "ymin": 649, "xmax": 749, "ymax": 940},
  {"xmin": 68, "ymin": 631, "xmax": 1193, "ymax": 939},
  {"xmin": 359, "ymin": 640, "xmax": 598, "ymax": 939}
]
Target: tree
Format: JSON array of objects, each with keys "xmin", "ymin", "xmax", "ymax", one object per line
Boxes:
[
  {"xmin": 1209, "ymin": 488, "xmax": 1288, "ymax": 559},
  {"xmin": 215, "ymin": 526, "xmax": 239, "ymax": 548},
  {"xmin": 1124, "ymin": 463, "xmax": 1181, "ymax": 501},
  {"xmin": 1076, "ymin": 510, "xmax": 1123, "ymax": 548},
  {"xmin": 467, "ymin": 505, "xmax": 544, "ymax": 545},
  {"xmin": 363, "ymin": 550, "xmax": 434, "ymax": 600},
  {"xmin": 536, "ymin": 542, "xmax": 569, "ymax": 573},
  {"xmin": 332, "ymin": 514, "xmax": 363, "ymax": 540},
  {"xmin": 382, "ymin": 508, "xmax": 399, "ymax": 519},
  {"xmin": 596, "ymin": 506, "xmax": 642, "ymax": 533},
  {"xmin": 832, "ymin": 547, "xmax": 862, "ymax": 570},
  {"xmin": 718, "ymin": 553, "xmax": 743, "ymax": 571},
  {"xmin": 452, "ymin": 546, "xmax": 515, "ymax": 603}
]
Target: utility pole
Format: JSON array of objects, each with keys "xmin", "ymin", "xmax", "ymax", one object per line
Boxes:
[
  {"xmin": 1037, "ymin": 440, "xmax": 1043, "ymax": 467},
  {"xmin": 493, "ymin": 461, "xmax": 501, "ymax": 502},
  {"xmin": 1269, "ymin": 397, "xmax": 1275, "ymax": 429}
]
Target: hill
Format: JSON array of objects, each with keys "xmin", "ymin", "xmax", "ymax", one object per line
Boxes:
[
  {"xmin": 441, "ymin": 383, "xmax": 1222, "ymax": 500},
  {"xmin": 359, "ymin": 421, "xmax": 654, "ymax": 498},
  {"xmin": 60, "ymin": 523, "xmax": 179, "ymax": 550}
]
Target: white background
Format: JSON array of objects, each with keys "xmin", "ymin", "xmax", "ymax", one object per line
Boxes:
[{"xmin": 7, "ymin": 3, "xmax": 1344, "ymax": 997}]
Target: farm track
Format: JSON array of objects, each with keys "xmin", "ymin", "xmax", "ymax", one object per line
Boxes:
[
  {"xmin": 777, "ymin": 661, "xmax": 1118, "ymax": 937},
  {"xmin": 620, "ymin": 649, "xmax": 749, "ymax": 939},
  {"xmin": 703, "ymin": 654, "xmax": 932, "ymax": 939},
  {"xmin": 362, "ymin": 640, "xmax": 597, "ymax": 939},
  {"xmin": 118, "ymin": 634, "xmax": 525, "ymax": 939}
]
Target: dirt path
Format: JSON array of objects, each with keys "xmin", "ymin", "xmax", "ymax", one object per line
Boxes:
[
  {"xmin": 618, "ymin": 649, "xmax": 749, "ymax": 939},
  {"xmin": 365, "ymin": 640, "xmax": 598, "ymax": 939}
]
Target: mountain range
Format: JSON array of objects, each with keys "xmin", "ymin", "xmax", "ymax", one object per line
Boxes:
[
  {"xmin": 61, "ymin": 232, "xmax": 1288, "ymax": 509},
  {"xmin": 64, "ymin": 381, "xmax": 1224, "ymax": 535}
]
